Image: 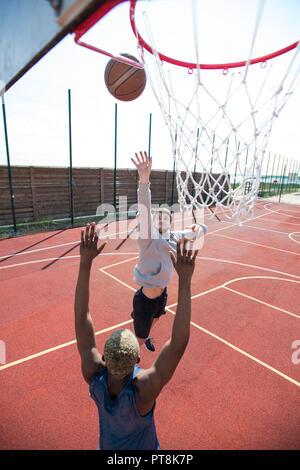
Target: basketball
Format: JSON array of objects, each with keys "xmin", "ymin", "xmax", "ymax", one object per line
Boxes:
[{"xmin": 104, "ymin": 53, "xmax": 146, "ymax": 102}]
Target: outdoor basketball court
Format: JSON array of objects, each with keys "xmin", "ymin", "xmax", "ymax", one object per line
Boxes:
[
  {"xmin": 0, "ymin": 0, "xmax": 300, "ymax": 452},
  {"xmin": 0, "ymin": 201, "xmax": 299, "ymax": 450}
]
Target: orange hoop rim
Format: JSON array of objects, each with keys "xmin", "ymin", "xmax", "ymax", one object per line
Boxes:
[{"xmin": 129, "ymin": 0, "xmax": 300, "ymax": 71}]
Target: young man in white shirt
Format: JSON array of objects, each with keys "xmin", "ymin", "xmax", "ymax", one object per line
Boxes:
[{"xmin": 131, "ymin": 151, "xmax": 207, "ymax": 351}]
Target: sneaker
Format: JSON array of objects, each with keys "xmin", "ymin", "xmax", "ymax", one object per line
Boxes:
[{"xmin": 144, "ymin": 337, "xmax": 155, "ymax": 352}]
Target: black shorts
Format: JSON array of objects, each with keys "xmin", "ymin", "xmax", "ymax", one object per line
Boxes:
[{"xmin": 131, "ymin": 288, "xmax": 168, "ymax": 339}]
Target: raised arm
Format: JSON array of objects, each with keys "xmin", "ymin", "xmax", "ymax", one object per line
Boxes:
[
  {"xmin": 135, "ymin": 239, "xmax": 198, "ymax": 409},
  {"xmin": 131, "ymin": 151, "xmax": 153, "ymax": 241},
  {"xmin": 74, "ymin": 222, "xmax": 107, "ymax": 384}
]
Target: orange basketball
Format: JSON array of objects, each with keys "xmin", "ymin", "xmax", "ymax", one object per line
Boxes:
[{"xmin": 104, "ymin": 53, "xmax": 146, "ymax": 102}]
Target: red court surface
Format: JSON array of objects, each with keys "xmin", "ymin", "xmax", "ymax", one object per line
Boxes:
[{"xmin": 0, "ymin": 200, "xmax": 299, "ymax": 450}]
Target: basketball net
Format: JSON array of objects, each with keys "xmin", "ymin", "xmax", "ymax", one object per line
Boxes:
[{"xmin": 130, "ymin": 0, "xmax": 300, "ymax": 225}]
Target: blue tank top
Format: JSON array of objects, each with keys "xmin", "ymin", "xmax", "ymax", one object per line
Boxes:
[{"xmin": 89, "ymin": 365, "xmax": 160, "ymax": 450}]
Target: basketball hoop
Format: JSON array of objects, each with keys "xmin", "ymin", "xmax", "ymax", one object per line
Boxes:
[
  {"xmin": 73, "ymin": 0, "xmax": 300, "ymax": 225},
  {"xmin": 128, "ymin": 0, "xmax": 300, "ymax": 224}
]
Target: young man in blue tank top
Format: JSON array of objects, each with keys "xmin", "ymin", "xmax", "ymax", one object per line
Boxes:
[
  {"xmin": 75, "ymin": 222, "xmax": 198, "ymax": 450},
  {"xmin": 130, "ymin": 151, "xmax": 207, "ymax": 352}
]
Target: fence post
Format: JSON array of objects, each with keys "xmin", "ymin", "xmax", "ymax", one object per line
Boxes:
[
  {"xmin": 263, "ymin": 151, "xmax": 271, "ymax": 195},
  {"xmin": 1, "ymin": 95, "xmax": 17, "ymax": 233},
  {"xmin": 286, "ymin": 158, "xmax": 292, "ymax": 193},
  {"xmin": 114, "ymin": 103, "xmax": 118, "ymax": 214},
  {"xmin": 296, "ymin": 161, "xmax": 300, "ymax": 192},
  {"xmin": 233, "ymin": 141, "xmax": 240, "ymax": 189},
  {"xmin": 68, "ymin": 89, "xmax": 74, "ymax": 227},
  {"xmin": 278, "ymin": 160, "xmax": 287, "ymax": 203},
  {"xmin": 30, "ymin": 166, "xmax": 38, "ymax": 220},
  {"xmin": 148, "ymin": 113, "xmax": 152, "ymax": 158},
  {"xmin": 210, "ymin": 133, "xmax": 215, "ymax": 173},
  {"xmin": 288, "ymin": 160, "xmax": 295, "ymax": 193},
  {"xmin": 193, "ymin": 128, "xmax": 199, "ymax": 178},
  {"xmin": 165, "ymin": 170, "xmax": 168, "ymax": 204},
  {"xmin": 268, "ymin": 153, "xmax": 277, "ymax": 194},
  {"xmin": 292, "ymin": 160, "xmax": 299, "ymax": 193},
  {"xmin": 274, "ymin": 154, "xmax": 281, "ymax": 194},
  {"xmin": 171, "ymin": 131, "xmax": 177, "ymax": 206}
]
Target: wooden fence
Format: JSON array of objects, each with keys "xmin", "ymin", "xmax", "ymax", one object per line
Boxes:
[{"xmin": 0, "ymin": 165, "xmax": 225, "ymax": 226}]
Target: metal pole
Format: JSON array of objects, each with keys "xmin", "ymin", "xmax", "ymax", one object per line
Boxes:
[
  {"xmin": 192, "ymin": 128, "xmax": 199, "ymax": 199},
  {"xmin": 278, "ymin": 159, "xmax": 287, "ymax": 203},
  {"xmin": 268, "ymin": 153, "xmax": 277, "ymax": 194},
  {"xmin": 171, "ymin": 132, "xmax": 177, "ymax": 206},
  {"xmin": 114, "ymin": 102, "xmax": 117, "ymax": 213},
  {"xmin": 263, "ymin": 151, "xmax": 271, "ymax": 196},
  {"xmin": 277, "ymin": 155, "xmax": 284, "ymax": 196},
  {"xmin": 233, "ymin": 142, "xmax": 240, "ymax": 189},
  {"xmin": 210, "ymin": 133, "xmax": 215, "ymax": 173},
  {"xmin": 148, "ymin": 113, "xmax": 152, "ymax": 158},
  {"xmin": 224, "ymin": 138, "xmax": 229, "ymax": 168},
  {"xmin": 244, "ymin": 148, "xmax": 249, "ymax": 177},
  {"xmin": 193, "ymin": 128, "xmax": 199, "ymax": 178},
  {"xmin": 288, "ymin": 159, "xmax": 295, "ymax": 193},
  {"xmin": 285, "ymin": 158, "xmax": 291, "ymax": 193},
  {"xmin": 68, "ymin": 89, "xmax": 74, "ymax": 228},
  {"xmin": 292, "ymin": 160, "xmax": 298, "ymax": 192},
  {"xmin": 1, "ymin": 95, "xmax": 17, "ymax": 233},
  {"xmin": 274, "ymin": 154, "xmax": 281, "ymax": 194},
  {"xmin": 296, "ymin": 161, "xmax": 300, "ymax": 192}
]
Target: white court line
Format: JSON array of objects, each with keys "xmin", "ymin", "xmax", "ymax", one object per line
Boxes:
[
  {"xmin": 167, "ymin": 276, "xmax": 300, "ymax": 318},
  {"xmin": 0, "ymin": 318, "xmax": 133, "ymax": 371},
  {"xmin": 277, "ymin": 213, "xmax": 300, "ymax": 220},
  {"xmin": 0, "ymin": 253, "xmax": 139, "ymax": 270},
  {"xmin": 212, "ymin": 233, "xmax": 300, "ymax": 256},
  {"xmin": 165, "ymin": 305, "xmax": 300, "ymax": 388},
  {"xmin": 100, "ymin": 268, "xmax": 136, "ymax": 292},
  {"xmin": 262, "ymin": 206, "xmax": 300, "ymax": 224},
  {"xmin": 0, "ymin": 240, "xmax": 79, "ymax": 259},
  {"xmin": 289, "ymin": 232, "xmax": 300, "ymax": 245},
  {"xmin": 0, "ymin": 224, "xmax": 232, "ymax": 271},
  {"xmin": 258, "ymin": 218, "xmax": 300, "ymax": 226},
  {"xmin": 223, "ymin": 286, "xmax": 300, "ymax": 319},
  {"xmin": 0, "ymin": 255, "xmax": 80, "ymax": 270},
  {"xmin": 0, "ymin": 200, "xmax": 276, "ymax": 264},
  {"xmin": 101, "ymin": 252, "xmax": 300, "ymax": 285},
  {"xmin": 99, "ymin": 268, "xmax": 300, "ymax": 387},
  {"xmin": 198, "ymin": 256, "xmax": 300, "ymax": 280},
  {"xmin": 100, "ymin": 256, "xmax": 139, "ymax": 270},
  {"xmin": 0, "ymin": 201, "xmax": 293, "ymax": 368},
  {"xmin": 0, "ymin": 229, "xmax": 131, "ymax": 260},
  {"xmin": 1, "ymin": 246, "xmax": 299, "ymax": 283},
  {"xmin": 242, "ymin": 224, "xmax": 293, "ymax": 236},
  {"xmin": 2, "ymin": 257, "xmax": 299, "ymax": 388},
  {"xmin": 273, "ymin": 208, "xmax": 300, "ymax": 219},
  {"xmin": 0, "ymin": 203, "xmax": 276, "ymax": 271}
]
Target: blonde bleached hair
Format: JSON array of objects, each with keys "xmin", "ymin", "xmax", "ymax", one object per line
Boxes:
[{"xmin": 104, "ymin": 329, "xmax": 140, "ymax": 378}]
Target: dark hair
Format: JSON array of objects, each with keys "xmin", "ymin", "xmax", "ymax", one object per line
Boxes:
[{"xmin": 152, "ymin": 208, "xmax": 172, "ymax": 222}]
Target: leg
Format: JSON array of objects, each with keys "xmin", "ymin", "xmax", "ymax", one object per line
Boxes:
[
  {"xmin": 131, "ymin": 288, "xmax": 155, "ymax": 347},
  {"xmin": 144, "ymin": 288, "xmax": 168, "ymax": 351},
  {"xmin": 149, "ymin": 316, "xmax": 159, "ymax": 332}
]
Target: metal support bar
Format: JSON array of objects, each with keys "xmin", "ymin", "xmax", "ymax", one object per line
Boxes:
[{"xmin": 1, "ymin": 95, "xmax": 17, "ymax": 233}]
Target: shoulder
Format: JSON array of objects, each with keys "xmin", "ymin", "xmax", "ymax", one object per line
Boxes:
[
  {"xmin": 133, "ymin": 367, "xmax": 158, "ymax": 416},
  {"xmin": 134, "ymin": 366, "xmax": 161, "ymax": 400},
  {"xmin": 171, "ymin": 230, "xmax": 182, "ymax": 238},
  {"xmin": 89, "ymin": 366, "xmax": 106, "ymax": 385}
]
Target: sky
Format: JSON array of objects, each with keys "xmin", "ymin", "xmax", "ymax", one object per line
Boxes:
[{"xmin": 0, "ymin": 0, "xmax": 300, "ymax": 174}]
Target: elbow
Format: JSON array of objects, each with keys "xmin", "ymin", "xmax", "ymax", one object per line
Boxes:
[{"xmin": 173, "ymin": 335, "xmax": 190, "ymax": 356}]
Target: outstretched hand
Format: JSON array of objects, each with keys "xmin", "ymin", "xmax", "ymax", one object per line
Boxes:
[
  {"xmin": 80, "ymin": 222, "xmax": 107, "ymax": 265},
  {"xmin": 131, "ymin": 151, "xmax": 152, "ymax": 183},
  {"xmin": 170, "ymin": 238, "xmax": 198, "ymax": 281}
]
